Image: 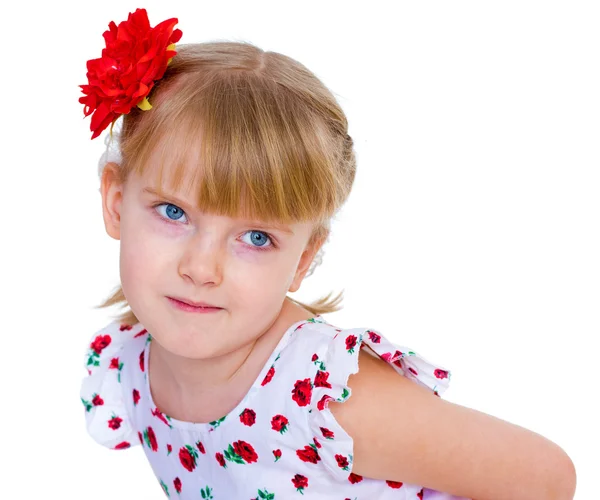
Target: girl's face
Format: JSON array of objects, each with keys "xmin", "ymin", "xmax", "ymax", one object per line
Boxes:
[{"xmin": 100, "ymin": 161, "xmax": 323, "ymax": 361}]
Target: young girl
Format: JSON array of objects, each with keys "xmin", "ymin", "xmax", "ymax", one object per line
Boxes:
[{"xmin": 80, "ymin": 9, "xmax": 576, "ymax": 500}]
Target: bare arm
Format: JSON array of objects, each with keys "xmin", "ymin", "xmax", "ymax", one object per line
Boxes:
[{"xmin": 329, "ymin": 349, "xmax": 577, "ymax": 500}]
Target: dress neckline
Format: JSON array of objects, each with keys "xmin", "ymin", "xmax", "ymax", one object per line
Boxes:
[{"xmin": 143, "ymin": 315, "xmax": 325, "ymax": 433}]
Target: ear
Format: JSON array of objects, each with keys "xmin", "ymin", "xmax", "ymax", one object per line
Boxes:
[
  {"xmin": 288, "ymin": 234, "xmax": 327, "ymax": 293},
  {"xmin": 100, "ymin": 162, "xmax": 125, "ymax": 240}
]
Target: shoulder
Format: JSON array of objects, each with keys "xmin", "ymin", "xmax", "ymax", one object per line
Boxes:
[{"xmin": 329, "ymin": 342, "xmax": 576, "ymax": 500}]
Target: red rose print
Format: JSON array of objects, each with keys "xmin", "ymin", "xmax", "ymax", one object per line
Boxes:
[
  {"xmin": 152, "ymin": 407, "xmax": 171, "ymax": 427},
  {"xmin": 143, "ymin": 426, "xmax": 158, "ymax": 452},
  {"xmin": 296, "ymin": 445, "xmax": 320, "ymax": 464},
  {"xmin": 291, "ymin": 378, "xmax": 313, "ymax": 407},
  {"xmin": 215, "ymin": 452, "xmax": 227, "ymax": 468},
  {"xmin": 91, "ymin": 335, "xmax": 111, "ymax": 354},
  {"xmin": 271, "ymin": 414, "xmax": 289, "ymax": 433},
  {"xmin": 348, "ymin": 472, "xmax": 363, "ymax": 484},
  {"xmin": 386, "ymin": 480, "xmax": 404, "ymax": 488},
  {"xmin": 179, "ymin": 445, "xmax": 197, "ymax": 472},
  {"xmin": 233, "ymin": 440, "xmax": 258, "ymax": 464},
  {"xmin": 108, "ymin": 416, "xmax": 123, "ymax": 430},
  {"xmin": 367, "ymin": 330, "xmax": 381, "ymax": 343},
  {"xmin": 418, "ymin": 489, "xmax": 424, "ymax": 499},
  {"xmin": 408, "ymin": 367, "xmax": 418, "ymax": 376},
  {"xmin": 314, "ymin": 370, "xmax": 332, "ymax": 388},
  {"xmin": 261, "ymin": 366, "xmax": 275, "ymax": 386},
  {"xmin": 114, "ymin": 441, "xmax": 130, "ymax": 449},
  {"xmin": 167, "ymin": 444, "xmax": 172, "ymax": 454},
  {"xmin": 317, "ymin": 394, "xmax": 333, "ymax": 411},
  {"xmin": 138, "ymin": 431, "xmax": 143, "ymax": 444},
  {"xmin": 110, "ymin": 357, "xmax": 120, "ymax": 369},
  {"xmin": 273, "ymin": 449, "xmax": 282, "ymax": 461},
  {"xmin": 139, "ymin": 350, "xmax": 145, "ymax": 372},
  {"xmin": 311, "ymin": 353, "xmax": 318, "ymax": 362},
  {"xmin": 92, "ymin": 394, "xmax": 104, "ymax": 406},
  {"xmin": 292, "ymin": 474, "xmax": 308, "ymax": 492},
  {"xmin": 134, "ymin": 328, "xmax": 148, "ymax": 337},
  {"xmin": 132, "ymin": 389, "xmax": 140, "ymax": 405},
  {"xmin": 239, "ymin": 408, "xmax": 256, "ymax": 426},
  {"xmin": 345, "ymin": 334, "xmax": 358, "ymax": 353},
  {"xmin": 196, "ymin": 441, "xmax": 206, "ymax": 454},
  {"xmin": 336, "ymin": 454, "xmax": 349, "ymax": 469},
  {"xmin": 173, "ymin": 477, "xmax": 182, "ymax": 493},
  {"xmin": 392, "ymin": 349, "xmax": 404, "ymax": 360},
  {"xmin": 320, "ymin": 427, "xmax": 335, "ymax": 439},
  {"xmin": 120, "ymin": 324, "xmax": 133, "ymax": 331},
  {"xmin": 313, "ymin": 437, "xmax": 321, "ymax": 449},
  {"xmin": 381, "ymin": 352, "xmax": 392, "ymax": 362},
  {"xmin": 434, "ymin": 368, "xmax": 449, "ymax": 379}
]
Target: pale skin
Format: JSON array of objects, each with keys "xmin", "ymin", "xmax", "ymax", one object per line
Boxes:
[{"xmin": 101, "ymin": 160, "xmax": 576, "ymax": 500}]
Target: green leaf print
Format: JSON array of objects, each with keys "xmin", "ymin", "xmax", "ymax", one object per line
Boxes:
[
  {"xmin": 258, "ymin": 488, "xmax": 275, "ymax": 500},
  {"xmin": 338, "ymin": 387, "xmax": 350, "ymax": 401},
  {"xmin": 209, "ymin": 415, "xmax": 227, "ymax": 429},
  {"xmin": 408, "ymin": 351, "xmax": 416, "ymax": 356},
  {"xmin": 81, "ymin": 398, "xmax": 92, "ymax": 412},
  {"xmin": 160, "ymin": 479, "xmax": 170, "ymax": 497},
  {"xmin": 200, "ymin": 486, "xmax": 213, "ymax": 499},
  {"xmin": 223, "ymin": 444, "xmax": 245, "ymax": 464}
]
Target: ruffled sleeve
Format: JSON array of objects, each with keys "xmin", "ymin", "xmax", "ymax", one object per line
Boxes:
[
  {"xmin": 79, "ymin": 321, "xmax": 142, "ymax": 450},
  {"xmin": 308, "ymin": 326, "xmax": 453, "ymax": 481}
]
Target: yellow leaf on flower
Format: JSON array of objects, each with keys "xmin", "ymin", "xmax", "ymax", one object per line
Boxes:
[{"xmin": 137, "ymin": 97, "xmax": 152, "ymax": 111}]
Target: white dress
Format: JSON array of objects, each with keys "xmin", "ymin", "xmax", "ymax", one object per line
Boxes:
[{"xmin": 80, "ymin": 315, "xmax": 470, "ymax": 499}]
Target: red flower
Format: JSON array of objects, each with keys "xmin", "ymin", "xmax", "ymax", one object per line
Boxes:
[
  {"xmin": 90, "ymin": 335, "xmax": 111, "ymax": 354},
  {"xmin": 291, "ymin": 378, "xmax": 312, "ymax": 407},
  {"xmin": 345, "ymin": 335, "xmax": 358, "ymax": 353},
  {"xmin": 367, "ymin": 330, "xmax": 381, "ymax": 343},
  {"xmin": 291, "ymin": 474, "xmax": 308, "ymax": 491},
  {"xmin": 132, "ymin": 389, "xmax": 140, "ymax": 405},
  {"xmin": 381, "ymin": 352, "xmax": 392, "ymax": 362},
  {"xmin": 270, "ymin": 414, "xmax": 289, "ymax": 433},
  {"xmin": 144, "ymin": 426, "xmax": 158, "ymax": 452},
  {"xmin": 233, "ymin": 440, "xmax": 258, "ymax": 464},
  {"xmin": 108, "ymin": 416, "xmax": 123, "ymax": 430},
  {"xmin": 79, "ymin": 8, "xmax": 183, "ymax": 139},
  {"xmin": 320, "ymin": 427, "xmax": 335, "ymax": 439},
  {"xmin": 215, "ymin": 452, "xmax": 227, "ymax": 468},
  {"xmin": 120, "ymin": 324, "xmax": 133, "ymax": 331},
  {"xmin": 173, "ymin": 477, "xmax": 182, "ymax": 493},
  {"xmin": 434, "ymin": 368, "xmax": 449, "ymax": 379},
  {"xmin": 167, "ymin": 443, "xmax": 172, "ymax": 454},
  {"xmin": 273, "ymin": 449, "xmax": 282, "ymax": 461},
  {"xmin": 139, "ymin": 350, "xmax": 145, "ymax": 372},
  {"xmin": 418, "ymin": 488, "xmax": 424, "ymax": 499},
  {"xmin": 386, "ymin": 480, "xmax": 404, "ymax": 488},
  {"xmin": 138, "ymin": 431, "xmax": 143, "ymax": 444},
  {"xmin": 239, "ymin": 408, "xmax": 256, "ymax": 426},
  {"xmin": 314, "ymin": 370, "xmax": 332, "ymax": 388},
  {"xmin": 92, "ymin": 394, "xmax": 104, "ymax": 406},
  {"xmin": 317, "ymin": 394, "xmax": 334, "ymax": 411},
  {"xmin": 196, "ymin": 441, "xmax": 206, "ymax": 454},
  {"xmin": 296, "ymin": 445, "xmax": 320, "ymax": 464},
  {"xmin": 336, "ymin": 454, "xmax": 349, "ymax": 469},
  {"xmin": 109, "ymin": 357, "xmax": 120, "ymax": 369},
  {"xmin": 348, "ymin": 472, "xmax": 363, "ymax": 484},
  {"xmin": 313, "ymin": 437, "xmax": 321, "ymax": 449},
  {"xmin": 114, "ymin": 441, "xmax": 130, "ymax": 449},
  {"xmin": 179, "ymin": 446, "xmax": 197, "ymax": 472},
  {"xmin": 261, "ymin": 366, "xmax": 275, "ymax": 386},
  {"xmin": 408, "ymin": 367, "xmax": 418, "ymax": 376},
  {"xmin": 311, "ymin": 353, "xmax": 318, "ymax": 362}
]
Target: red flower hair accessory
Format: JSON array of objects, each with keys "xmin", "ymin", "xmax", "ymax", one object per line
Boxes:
[{"xmin": 79, "ymin": 8, "xmax": 182, "ymax": 139}]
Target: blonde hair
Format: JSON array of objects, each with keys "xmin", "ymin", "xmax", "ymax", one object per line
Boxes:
[{"xmin": 95, "ymin": 41, "xmax": 356, "ymax": 326}]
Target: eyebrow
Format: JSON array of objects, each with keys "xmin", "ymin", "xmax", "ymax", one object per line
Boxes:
[{"xmin": 142, "ymin": 187, "xmax": 295, "ymax": 235}]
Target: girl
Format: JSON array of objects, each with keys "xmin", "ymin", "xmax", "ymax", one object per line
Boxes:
[{"xmin": 80, "ymin": 9, "xmax": 576, "ymax": 500}]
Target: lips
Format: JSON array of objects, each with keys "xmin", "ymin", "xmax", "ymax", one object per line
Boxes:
[{"xmin": 169, "ymin": 297, "xmax": 221, "ymax": 308}]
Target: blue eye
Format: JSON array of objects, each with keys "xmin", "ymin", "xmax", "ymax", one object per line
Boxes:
[
  {"xmin": 154, "ymin": 203, "xmax": 188, "ymax": 223},
  {"xmin": 241, "ymin": 230, "xmax": 274, "ymax": 251}
]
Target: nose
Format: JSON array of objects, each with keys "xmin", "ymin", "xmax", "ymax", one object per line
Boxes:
[{"xmin": 177, "ymin": 232, "xmax": 224, "ymax": 286}]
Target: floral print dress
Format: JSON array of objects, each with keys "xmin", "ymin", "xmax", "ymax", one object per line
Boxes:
[{"xmin": 81, "ymin": 315, "xmax": 470, "ymax": 499}]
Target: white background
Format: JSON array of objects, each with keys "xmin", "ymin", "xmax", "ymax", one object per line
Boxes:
[{"xmin": 0, "ymin": 1, "xmax": 597, "ymax": 498}]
